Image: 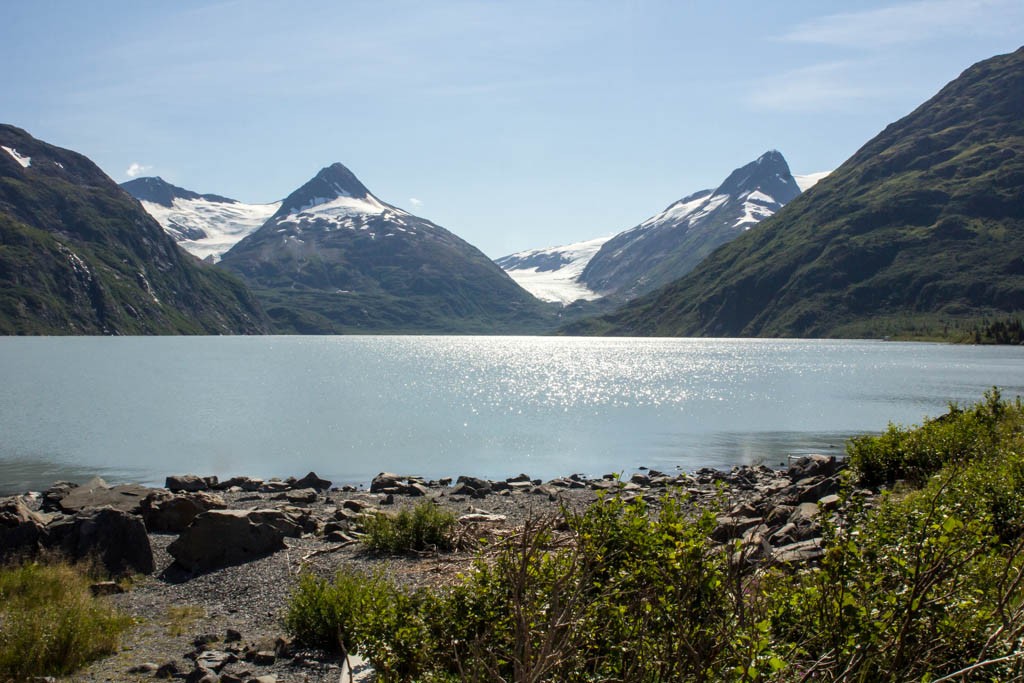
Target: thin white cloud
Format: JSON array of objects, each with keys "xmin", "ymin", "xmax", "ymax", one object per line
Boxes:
[
  {"xmin": 125, "ymin": 162, "xmax": 151, "ymax": 178},
  {"xmin": 779, "ymin": 0, "xmax": 1021, "ymax": 47},
  {"xmin": 746, "ymin": 62, "xmax": 882, "ymax": 112},
  {"xmin": 409, "ymin": 197, "xmax": 423, "ymax": 207}
]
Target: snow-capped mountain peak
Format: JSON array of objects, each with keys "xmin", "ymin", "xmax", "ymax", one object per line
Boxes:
[
  {"xmin": 265, "ymin": 163, "xmax": 415, "ymax": 238},
  {"xmin": 274, "ymin": 162, "xmax": 372, "ymax": 216}
]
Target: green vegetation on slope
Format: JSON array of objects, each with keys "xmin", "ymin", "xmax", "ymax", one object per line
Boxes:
[
  {"xmin": 288, "ymin": 391, "xmax": 1024, "ymax": 682},
  {"xmin": 566, "ymin": 47, "xmax": 1024, "ymax": 339},
  {"xmin": 0, "ymin": 124, "xmax": 268, "ymax": 334}
]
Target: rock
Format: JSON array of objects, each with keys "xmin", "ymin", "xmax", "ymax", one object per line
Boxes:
[
  {"xmin": 56, "ymin": 478, "xmax": 153, "ymax": 514},
  {"xmin": 195, "ymin": 650, "xmax": 235, "ymax": 672},
  {"xmin": 253, "ymin": 651, "xmax": 276, "ymax": 665},
  {"xmin": 225, "ymin": 628, "xmax": 242, "ymax": 643},
  {"xmin": 248, "ymin": 676, "xmax": 277, "ymax": 683},
  {"xmin": 0, "ymin": 496, "xmax": 47, "ymax": 560},
  {"xmin": 789, "ymin": 502, "xmax": 820, "ymax": 525},
  {"xmin": 168, "ymin": 510, "xmax": 286, "ymax": 572},
  {"xmin": 155, "ymin": 662, "xmax": 181, "ymax": 679},
  {"xmin": 258, "ymin": 480, "xmax": 290, "ymax": 494},
  {"xmin": 47, "ymin": 507, "xmax": 154, "ymax": 575},
  {"xmin": 292, "ymin": 471, "xmax": 332, "ymax": 491},
  {"xmin": 141, "ymin": 490, "xmax": 227, "ymax": 533},
  {"xmin": 712, "ymin": 516, "xmax": 763, "ymax": 543},
  {"xmin": 166, "ymin": 474, "xmax": 209, "ymax": 493},
  {"xmin": 788, "ymin": 454, "xmax": 839, "ymax": 481},
  {"xmin": 507, "ymin": 473, "xmax": 532, "ymax": 483},
  {"xmin": 772, "ymin": 538, "xmax": 825, "ymax": 565},
  {"xmin": 370, "ymin": 472, "xmax": 403, "ymax": 493},
  {"xmin": 247, "ymin": 509, "xmax": 306, "ymax": 537},
  {"xmin": 796, "ymin": 476, "xmax": 840, "ymax": 504},
  {"xmin": 40, "ymin": 481, "xmax": 78, "ymax": 512},
  {"xmin": 185, "ymin": 667, "xmax": 219, "ymax": 683},
  {"xmin": 218, "ymin": 476, "xmax": 263, "ymax": 492},
  {"xmin": 284, "ymin": 488, "xmax": 317, "ymax": 504},
  {"xmin": 818, "ymin": 494, "xmax": 841, "ymax": 511},
  {"xmin": 459, "ymin": 513, "xmax": 507, "ymax": 524}
]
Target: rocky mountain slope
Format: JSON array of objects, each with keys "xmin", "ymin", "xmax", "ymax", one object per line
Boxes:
[
  {"xmin": 219, "ymin": 163, "xmax": 553, "ymax": 333},
  {"xmin": 122, "ymin": 177, "xmax": 280, "ymax": 262},
  {"xmin": 580, "ymin": 151, "xmax": 803, "ymax": 299},
  {"xmin": 0, "ymin": 125, "xmax": 268, "ymax": 335},
  {"xmin": 565, "ymin": 47, "xmax": 1024, "ymax": 339},
  {"xmin": 499, "ymin": 152, "xmax": 817, "ymax": 306}
]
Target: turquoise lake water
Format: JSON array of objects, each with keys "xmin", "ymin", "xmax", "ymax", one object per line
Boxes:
[{"xmin": 2, "ymin": 336, "xmax": 1023, "ymax": 494}]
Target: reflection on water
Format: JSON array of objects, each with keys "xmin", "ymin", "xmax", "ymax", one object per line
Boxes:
[{"xmin": 1, "ymin": 336, "xmax": 1023, "ymax": 494}]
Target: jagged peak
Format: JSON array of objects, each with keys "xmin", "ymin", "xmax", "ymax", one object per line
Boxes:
[
  {"xmin": 712, "ymin": 150, "xmax": 800, "ymax": 204},
  {"xmin": 274, "ymin": 162, "xmax": 372, "ymax": 217}
]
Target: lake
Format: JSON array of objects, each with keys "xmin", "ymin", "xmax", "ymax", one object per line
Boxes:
[{"xmin": 2, "ymin": 336, "xmax": 1023, "ymax": 495}]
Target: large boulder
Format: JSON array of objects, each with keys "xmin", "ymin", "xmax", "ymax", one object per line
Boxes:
[
  {"xmin": 47, "ymin": 507, "xmax": 154, "ymax": 575},
  {"xmin": 0, "ymin": 496, "xmax": 47, "ymax": 560},
  {"xmin": 165, "ymin": 474, "xmax": 209, "ymax": 493},
  {"xmin": 167, "ymin": 510, "xmax": 286, "ymax": 572},
  {"xmin": 292, "ymin": 471, "xmax": 332, "ymax": 492},
  {"xmin": 140, "ymin": 490, "xmax": 227, "ymax": 533},
  {"xmin": 55, "ymin": 477, "xmax": 153, "ymax": 514}
]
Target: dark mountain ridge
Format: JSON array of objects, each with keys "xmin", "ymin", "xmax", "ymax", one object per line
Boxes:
[
  {"xmin": 565, "ymin": 47, "xmax": 1024, "ymax": 339},
  {"xmin": 0, "ymin": 125, "xmax": 268, "ymax": 334},
  {"xmin": 579, "ymin": 150, "xmax": 802, "ymax": 299},
  {"xmin": 121, "ymin": 176, "xmax": 235, "ymax": 208}
]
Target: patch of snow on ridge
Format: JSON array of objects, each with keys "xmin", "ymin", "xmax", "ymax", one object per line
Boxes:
[
  {"xmin": 500, "ymin": 236, "xmax": 610, "ymax": 304},
  {"xmin": 141, "ymin": 197, "xmax": 281, "ymax": 262},
  {"xmin": 278, "ymin": 194, "xmax": 399, "ymax": 225},
  {"xmin": 794, "ymin": 171, "xmax": 830, "ymax": 192},
  {"xmin": 2, "ymin": 146, "xmax": 31, "ymax": 168}
]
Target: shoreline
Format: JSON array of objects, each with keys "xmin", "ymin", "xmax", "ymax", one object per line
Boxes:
[{"xmin": 4, "ymin": 457, "xmax": 852, "ymax": 683}]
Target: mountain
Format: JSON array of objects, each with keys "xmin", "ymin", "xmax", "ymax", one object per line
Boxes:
[
  {"xmin": 566, "ymin": 47, "xmax": 1024, "ymax": 339},
  {"xmin": 495, "ymin": 236, "xmax": 610, "ymax": 304},
  {"xmin": 122, "ymin": 177, "xmax": 280, "ymax": 262},
  {"xmin": 218, "ymin": 162, "xmax": 553, "ymax": 333},
  {"xmin": 579, "ymin": 151, "xmax": 803, "ymax": 299},
  {"xmin": 0, "ymin": 125, "xmax": 269, "ymax": 334}
]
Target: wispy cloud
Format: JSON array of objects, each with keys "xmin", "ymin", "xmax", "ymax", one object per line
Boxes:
[
  {"xmin": 125, "ymin": 162, "xmax": 151, "ymax": 178},
  {"xmin": 746, "ymin": 62, "xmax": 882, "ymax": 112},
  {"xmin": 409, "ymin": 197, "xmax": 423, "ymax": 207},
  {"xmin": 779, "ymin": 0, "xmax": 1021, "ymax": 47}
]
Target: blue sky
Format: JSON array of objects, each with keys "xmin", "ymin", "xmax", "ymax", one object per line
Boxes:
[{"xmin": 3, "ymin": 1, "xmax": 1022, "ymax": 257}]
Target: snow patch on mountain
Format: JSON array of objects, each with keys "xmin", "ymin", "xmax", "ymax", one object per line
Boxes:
[
  {"xmin": 2, "ymin": 146, "xmax": 30, "ymax": 168},
  {"xmin": 794, "ymin": 171, "xmax": 830, "ymax": 192},
  {"xmin": 497, "ymin": 237, "xmax": 610, "ymax": 304},
  {"xmin": 140, "ymin": 197, "xmax": 280, "ymax": 262}
]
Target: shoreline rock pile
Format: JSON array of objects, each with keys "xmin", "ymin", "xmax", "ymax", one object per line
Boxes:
[{"xmin": 0, "ymin": 457, "xmax": 860, "ymax": 682}]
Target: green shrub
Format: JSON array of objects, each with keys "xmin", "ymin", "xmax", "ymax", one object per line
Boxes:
[
  {"xmin": 0, "ymin": 562, "xmax": 133, "ymax": 680},
  {"xmin": 361, "ymin": 501, "xmax": 457, "ymax": 554},
  {"xmin": 848, "ymin": 388, "xmax": 1023, "ymax": 486},
  {"xmin": 286, "ymin": 392, "xmax": 1024, "ymax": 682}
]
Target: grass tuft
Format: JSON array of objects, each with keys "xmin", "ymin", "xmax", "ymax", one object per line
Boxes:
[{"xmin": 0, "ymin": 562, "xmax": 133, "ymax": 680}]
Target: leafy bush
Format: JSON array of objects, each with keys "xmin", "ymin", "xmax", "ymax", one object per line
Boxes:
[
  {"xmin": 290, "ymin": 392, "xmax": 1024, "ymax": 682},
  {"xmin": 0, "ymin": 562, "xmax": 133, "ymax": 680},
  {"xmin": 361, "ymin": 501, "xmax": 457, "ymax": 554},
  {"xmin": 848, "ymin": 387, "xmax": 1023, "ymax": 486}
]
